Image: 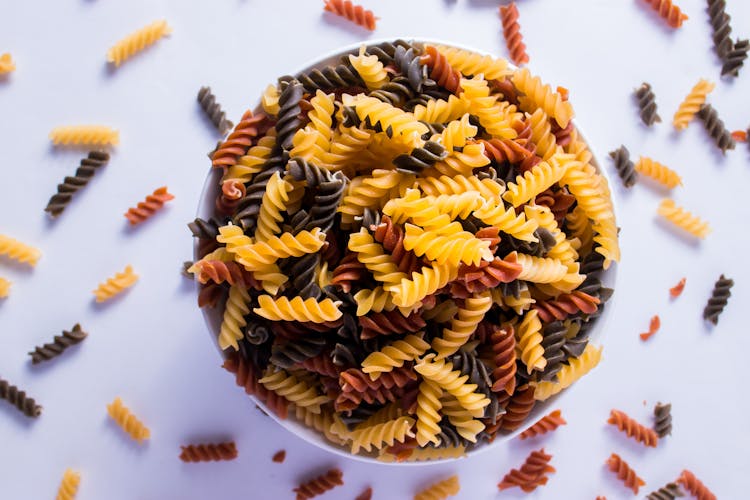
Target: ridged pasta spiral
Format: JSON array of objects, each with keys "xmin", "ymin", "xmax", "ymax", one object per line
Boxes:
[
  {"xmin": 533, "ymin": 343, "xmax": 602, "ymax": 400},
  {"xmin": 349, "ymin": 46, "xmax": 388, "ymax": 90},
  {"xmin": 503, "ymin": 155, "xmax": 569, "ymax": 206},
  {"xmin": 107, "ymin": 19, "xmax": 171, "ymax": 66},
  {"xmin": 721, "ymin": 39, "xmax": 749, "ymax": 77},
  {"xmin": 0, "ymin": 234, "xmax": 41, "ymax": 266},
  {"xmin": 348, "ymin": 228, "xmax": 408, "ymax": 288},
  {"xmin": 0, "ymin": 52, "xmax": 15, "ymax": 74},
  {"xmin": 254, "ymin": 171, "xmax": 291, "ymax": 241},
  {"xmin": 323, "ymin": 0, "xmax": 377, "ymax": 30},
  {"xmin": 703, "ymin": 274, "xmax": 733, "ymax": 325},
  {"xmin": 634, "ymin": 82, "xmax": 661, "ymax": 126},
  {"xmin": 218, "ymin": 225, "xmax": 325, "ymax": 270},
  {"xmin": 647, "ymin": 482, "xmax": 684, "ymax": 500},
  {"xmin": 696, "ymin": 103, "xmax": 736, "ymax": 154},
  {"xmin": 673, "ymin": 79, "xmax": 715, "ymax": 130},
  {"xmin": 361, "ymin": 334, "xmax": 430, "ymax": 378},
  {"xmin": 657, "ymin": 199, "xmax": 711, "ymax": 239},
  {"xmin": 124, "ymin": 186, "xmax": 174, "ymax": 225},
  {"xmin": 532, "ymin": 291, "xmax": 600, "ymax": 323},
  {"xmin": 677, "ymin": 469, "xmax": 716, "ymax": 500},
  {"xmin": 254, "ymin": 295, "xmax": 343, "ymax": 323},
  {"xmin": 415, "ymin": 475, "xmax": 461, "ymax": 500},
  {"xmin": 0, "ymin": 377, "xmax": 42, "ymax": 417},
  {"xmin": 432, "ymin": 45, "xmax": 512, "ymax": 80},
  {"xmin": 390, "ymin": 262, "xmax": 459, "ymax": 308},
  {"xmin": 527, "ymin": 109, "xmax": 559, "ymax": 161},
  {"xmin": 416, "ymin": 174, "xmax": 504, "ymax": 199},
  {"xmin": 422, "ymin": 45, "xmax": 462, "ymax": 94},
  {"xmin": 473, "ymin": 201, "xmax": 538, "ymax": 242},
  {"xmin": 49, "ymin": 126, "xmax": 119, "ymax": 147},
  {"xmin": 642, "ymin": 0, "xmax": 688, "ymax": 28},
  {"xmin": 500, "ymin": 2, "xmax": 529, "ymax": 65},
  {"xmin": 349, "ymin": 416, "xmax": 416, "ymax": 453},
  {"xmin": 218, "ymin": 284, "xmax": 251, "ymax": 351},
  {"xmin": 294, "ymin": 468, "xmax": 344, "ymax": 500},
  {"xmin": 197, "ymin": 86, "xmax": 233, "ymax": 135},
  {"xmin": 259, "ymin": 368, "xmax": 329, "ymax": 413},
  {"xmin": 708, "ymin": 0, "xmax": 733, "ymax": 59},
  {"xmin": 45, "ymin": 151, "xmax": 110, "ymax": 217},
  {"xmin": 343, "ymin": 94, "xmax": 428, "ymax": 145},
  {"xmin": 212, "ymin": 110, "xmax": 271, "ymax": 169},
  {"xmin": 441, "ymin": 394, "xmax": 485, "ymax": 443},
  {"xmin": 606, "ymin": 453, "xmax": 645, "ymax": 495},
  {"xmin": 412, "ymin": 94, "xmax": 470, "ymax": 124},
  {"xmin": 607, "ymin": 409, "xmax": 659, "ymax": 447},
  {"xmin": 460, "ymin": 76, "xmax": 517, "ymax": 139},
  {"xmin": 512, "ymin": 68, "xmax": 574, "ymax": 128},
  {"xmin": 55, "ymin": 469, "xmax": 80, "ymax": 500},
  {"xmin": 415, "ymin": 379, "xmax": 443, "ymax": 446},
  {"xmin": 403, "ymin": 224, "xmax": 492, "ymax": 267},
  {"xmin": 497, "ymin": 448, "xmax": 555, "ymax": 492},
  {"xmin": 519, "ymin": 409, "xmax": 567, "ymax": 439},
  {"xmin": 107, "ymin": 397, "xmax": 150, "ymax": 442},
  {"xmin": 516, "ymin": 309, "xmax": 546, "ymax": 373},
  {"xmin": 415, "ymin": 354, "xmax": 490, "ymax": 418},
  {"xmin": 93, "ymin": 265, "xmax": 138, "ymax": 303},
  {"xmin": 179, "ymin": 442, "xmax": 238, "ymax": 462},
  {"xmin": 29, "ymin": 323, "xmax": 87, "ymax": 364},
  {"xmin": 432, "ymin": 291, "xmax": 492, "ymax": 359},
  {"xmin": 653, "ymin": 402, "xmax": 672, "ymax": 437},
  {"xmin": 634, "ymin": 156, "xmax": 682, "ymax": 188},
  {"xmin": 0, "ymin": 277, "xmax": 10, "ymax": 298},
  {"xmin": 514, "ymin": 252, "xmax": 568, "ymax": 283},
  {"xmin": 490, "ymin": 325, "xmax": 517, "ymax": 394}
]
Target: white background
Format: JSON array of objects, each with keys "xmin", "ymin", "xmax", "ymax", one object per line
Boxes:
[{"xmin": 1, "ymin": 1, "xmax": 749, "ymax": 498}]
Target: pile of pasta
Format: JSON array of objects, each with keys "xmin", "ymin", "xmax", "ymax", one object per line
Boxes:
[{"xmin": 189, "ymin": 40, "xmax": 618, "ymax": 460}]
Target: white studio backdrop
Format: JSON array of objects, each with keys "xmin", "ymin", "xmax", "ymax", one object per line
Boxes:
[{"xmin": 0, "ymin": 1, "xmax": 748, "ymax": 498}]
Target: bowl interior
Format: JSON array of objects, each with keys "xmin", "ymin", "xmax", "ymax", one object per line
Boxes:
[{"xmin": 194, "ymin": 38, "xmax": 618, "ymax": 465}]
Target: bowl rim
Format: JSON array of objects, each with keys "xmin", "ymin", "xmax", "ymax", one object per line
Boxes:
[{"xmin": 193, "ymin": 37, "xmax": 619, "ymax": 465}]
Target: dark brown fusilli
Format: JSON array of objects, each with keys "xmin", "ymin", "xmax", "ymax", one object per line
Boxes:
[
  {"xmin": 0, "ymin": 377, "xmax": 42, "ymax": 418},
  {"xmin": 28, "ymin": 323, "xmax": 88, "ymax": 365}
]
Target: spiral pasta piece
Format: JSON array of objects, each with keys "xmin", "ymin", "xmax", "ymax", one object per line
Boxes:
[
  {"xmin": 634, "ymin": 156, "xmax": 682, "ymax": 188},
  {"xmin": 657, "ymin": 199, "xmax": 711, "ymax": 239},
  {"xmin": 432, "ymin": 45, "xmax": 512, "ymax": 80},
  {"xmin": 261, "ymin": 84, "xmax": 280, "ymax": 115},
  {"xmin": 473, "ymin": 201, "xmax": 538, "ymax": 242},
  {"xmin": 677, "ymin": 469, "xmax": 716, "ymax": 500},
  {"xmin": 503, "ymin": 155, "xmax": 569, "ymax": 207},
  {"xmin": 516, "ymin": 309, "xmax": 546, "ymax": 373},
  {"xmin": 361, "ymin": 334, "xmax": 430, "ymax": 378},
  {"xmin": 179, "ymin": 442, "xmax": 238, "ymax": 462},
  {"xmin": 340, "ymin": 169, "xmax": 412, "ymax": 225},
  {"xmin": 259, "ymin": 367, "xmax": 329, "ymax": 414},
  {"xmin": 512, "ymin": 68, "xmax": 574, "ymax": 128},
  {"xmin": 349, "ymin": 416, "xmax": 416, "ymax": 453},
  {"xmin": 642, "ymin": 0, "xmax": 688, "ymax": 29},
  {"xmin": 519, "ymin": 409, "xmax": 567, "ymax": 440},
  {"xmin": 106, "ymin": 19, "xmax": 171, "ymax": 66},
  {"xmin": 412, "ymin": 94, "xmax": 470, "ymax": 124},
  {"xmin": 0, "ymin": 52, "xmax": 15, "ymax": 74},
  {"xmin": 0, "ymin": 234, "xmax": 41, "ymax": 266},
  {"xmin": 607, "ymin": 453, "xmax": 645, "ymax": 495},
  {"xmin": 55, "ymin": 469, "xmax": 80, "ymax": 500},
  {"xmin": 514, "ymin": 252, "xmax": 568, "ymax": 283},
  {"xmin": 634, "ymin": 82, "xmax": 661, "ymax": 126},
  {"xmin": 440, "ymin": 394, "xmax": 485, "ymax": 443},
  {"xmin": 421, "ymin": 45, "xmax": 462, "ymax": 94},
  {"xmin": 532, "ymin": 343, "xmax": 602, "ymax": 400},
  {"xmin": 673, "ymin": 79, "xmax": 715, "ymax": 130},
  {"xmin": 527, "ymin": 109, "xmax": 559, "ymax": 161},
  {"xmin": 343, "ymin": 94, "xmax": 428, "ymax": 145},
  {"xmin": 415, "ymin": 379, "xmax": 443, "ymax": 447},
  {"xmin": 0, "ymin": 277, "xmax": 10, "ymax": 298},
  {"xmin": 323, "ymin": 0, "xmax": 377, "ymax": 30},
  {"xmin": 49, "ymin": 126, "xmax": 119, "ymax": 147},
  {"xmin": 254, "ymin": 295, "xmax": 343, "ymax": 323},
  {"xmin": 124, "ymin": 186, "xmax": 174, "ymax": 225},
  {"xmin": 218, "ymin": 284, "xmax": 251, "ymax": 351},
  {"xmin": 608, "ymin": 409, "xmax": 659, "ymax": 447},
  {"xmin": 703, "ymin": 274, "xmax": 733, "ymax": 325},
  {"xmin": 254, "ymin": 171, "xmax": 292, "ymax": 241},
  {"xmin": 403, "ymin": 223, "xmax": 493, "ymax": 267},
  {"xmin": 415, "ymin": 174, "xmax": 505, "ymax": 200},
  {"xmin": 107, "ymin": 397, "xmax": 150, "ymax": 442},
  {"xmin": 0, "ymin": 377, "xmax": 41, "ymax": 417},
  {"xmin": 500, "ymin": 2, "xmax": 529, "ymax": 65},
  {"xmin": 415, "ymin": 475, "xmax": 460, "ymax": 500},
  {"xmin": 349, "ymin": 46, "xmax": 388, "ymax": 90},
  {"xmin": 348, "ymin": 228, "xmax": 409, "ymax": 288},
  {"xmin": 460, "ymin": 76, "xmax": 517, "ymax": 139},
  {"xmin": 432, "ymin": 290, "xmax": 492, "ymax": 360},
  {"xmin": 28, "ymin": 323, "xmax": 88, "ymax": 365},
  {"xmin": 498, "ymin": 448, "xmax": 555, "ymax": 492},
  {"xmin": 294, "ymin": 468, "xmax": 344, "ymax": 500},
  {"xmin": 93, "ymin": 265, "xmax": 138, "ymax": 303},
  {"xmin": 212, "ymin": 110, "xmax": 272, "ymax": 169},
  {"xmin": 390, "ymin": 261, "xmax": 459, "ymax": 308},
  {"xmin": 415, "ymin": 354, "xmax": 490, "ymax": 418},
  {"xmin": 697, "ymin": 103, "xmax": 736, "ymax": 154},
  {"xmin": 197, "ymin": 86, "xmax": 233, "ymax": 135},
  {"xmin": 218, "ymin": 225, "xmax": 326, "ymax": 270}
]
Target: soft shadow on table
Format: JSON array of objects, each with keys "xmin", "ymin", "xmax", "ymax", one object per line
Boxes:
[
  {"xmin": 103, "ymin": 416, "xmax": 150, "ymax": 454},
  {"xmin": 0, "ymin": 403, "xmax": 39, "ymax": 430},
  {"xmin": 653, "ymin": 217, "xmax": 704, "ymax": 249},
  {"xmin": 0, "ymin": 257, "xmax": 35, "ymax": 275}
]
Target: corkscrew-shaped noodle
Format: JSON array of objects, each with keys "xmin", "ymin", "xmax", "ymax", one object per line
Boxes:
[
  {"xmin": 421, "ymin": 45, "xmax": 462, "ymax": 94},
  {"xmin": 432, "ymin": 290, "xmax": 492, "ymax": 359},
  {"xmin": 107, "ymin": 397, "xmax": 150, "ymax": 442},
  {"xmin": 641, "ymin": 0, "xmax": 688, "ymax": 28},
  {"xmin": 673, "ymin": 79, "xmax": 714, "ymax": 130},
  {"xmin": 49, "ymin": 126, "xmax": 119, "ymax": 147},
  {"xmin": 93, "ymin": 265, "xmax": 138, "ymax": 303},
  {"xmin": 55, "ymin": 469, "xmax": 80, "ymax": 500},
  {"xmin": 703, "ymin": 274, "xmax": 733, "ymax": 325},
  {"xmin": 294, "ymin": 468, "xmax": 344, "ymax": 500},
  {"xmin": 0, "ymin": 377, "xmax": 42, "ymax": 417},
  {"xmin": 696, "ymin": 103, "xmax": 736, "ymax": 154},
  {"xmin": 634, "ymin": 157, "xmax": 682, "ymax": 188},
  {"xmin": 607, "ymin": 409, "xmax": 659, "ymax": 447},
  {"xmin": 415, "ymin": 475, "xmax": 461, "ymax": 500},
  {"xmin": 532, "ymin": 343, "xmax": 602, "ymax": 400},
  {"xmin": 218, "ymin": 284, "xmax": 251, "ymax": 351},
  {"xmin": 500, "ymin": 3, "xmax": 529, "ymax": 65},
  {"xmin": 0, "ymin": 53, "xmax": 15, "ymax": 73},
  {"xmin": 259, "ymin": 367, "xmax": 329, "ymax": 414},
  {"xmin": 29, "ymin": 323, "xmax": 87, "ymax": 364},
  {"xmin": 415, "ymin": 379, "xmax": 443, "ymax": 447},
  {"xmin": 677, "ymin": 469, "xmax": 716, "ymax": 500},
  {"xmin": 512, "ymin": 68, "xmax": 574, "ymax": 128},
  {"xmin": 323, "ymin": 0, "xmax": 377, "ymax": 31},
  {"xmin": 254, "ymin": 295, "xmax": 343, "ymax": 323},
  {"xmin": 179, "ymin": 442, "xmax": 238, "ymax": 462},
  {"xmin": 0, "ymin": 234, "xmax": 41, "ymax": 266},
  {"xmin": 634, "ymin": 82, "xmax": 661, "ymax": 126},
  {"xmin": 212, "ymin": 110, "xmax": 271, "ymax": 168},
  {"xmin": 609, "ymin": 145, "xmax": 637, "ymax": 188},
  {"xmin": 653, "ymin": 402, "xmax": 672, "ymax": 437},
  {"xmin": 107, "ymin": 19, "xmax": 171, "ymax": 66},
  {"xmin": 657, "ymin": 199, "xmax": 711, "ymax": 239},
  {"xmin": 497, "ymin": 448, "xmax": 555, "ymax": 492},
  {"xmin": 721, "ymin": 38, "xmax": 749, "ymax": 78},
  {"xmin": 606, "ymin": 453, "xmax": 644, "ymax": 495},
  {"xmin": 415, "ymin": 354, "xmax": 490, "ymax": 418},
  {"xmin": 362, "ymin": 334, "xmax": 430, "ymax": 378},
  {"xmin": 646, "ymin": 482, "xmax": 683, "ymax": 500},
  {"xmin": 519, "ymin": 410, "xmax": 567, "ymax": 440},
  {"xmin": 197, "ymin": 86, "xmax": 233, "ymax": 135},
  {"xmin": 45, "ymin": 151, "xmax": 110, "ymax": 217},
  {"xmin": 490, "ymin": 325, "xmax": 517, "ymax": 394},
  {"xmin": 124, "ymin": 186, "xmax": 174, "ymax": 225},
  {"xmin": 349, "ymin": 416, "xmax": 416, "ymax": 453}
]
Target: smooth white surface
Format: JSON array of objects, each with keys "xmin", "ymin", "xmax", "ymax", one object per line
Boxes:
[{"xmin": 0, "ymin": 1, "xmax": 748, "ymax": 498}]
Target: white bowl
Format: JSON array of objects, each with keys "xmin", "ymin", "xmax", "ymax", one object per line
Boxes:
[{"xmin": 194, "ymin": 39, "xmax": 618, "ymax": 464}]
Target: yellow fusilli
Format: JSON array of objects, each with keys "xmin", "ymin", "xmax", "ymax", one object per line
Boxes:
[
  {"xmin": 218, "ymin": 225, "xmax": 326, "ymax": 270},
  {"xmin": 361, "ymin": 334, "xmax": 431, "ymax": 379},
  {"xmin": 415, "ymin": 174, "xmax": 505, "ymax": 199},
  {"xmin": 440, "ymin": 394, "xmax": 485, "ymax": 443},
  {"xmin": 432, "ymin": 290, "xmax": 493, "ymax": 359},
  {"xmin": 49, "ymin": 126, "xmax": 119, "ymax": 147},
  {"xmin": 55, "ymin": 469, "xmax": 80, "ymax": 500},
  {"xmin": 218, "ymin": 284, "xmax": 251, "ymax": 351},
  {"xmin": 349, "ymin": 46, "xmax": 388, "ymax": 90},
  {"xmin": 342, "ymin": 94, "xmax": 428, "ymax": 146},
  {"xmin": 414, "ymin": 354, "xmax": 490, "ymax": 418},
  {"xmin": 224, "ymin": 132, "xmax": 277, "ymax": 183},
  {"xmin": 533, "ymin": 343, "xmax": 602, "ymax": 400},
  {"xmin": 348, "ymin": 228, "xmax": 408, "ymax": 288},
  {"xmin": 253, "ymin": 295, "xmax": 343, "ymax": 323},
  {"xmin": 414, "ymin": 475, "xmax": 461, "ymax": 500},
  {"xmin": 107, "ymin": 397, "xmax": 150, "ymax": 443},
  {"xmin": 390, "ymin": 262, "xmax": 459, "ymax": 308},
  {"xmin": 0, "ymin": 234, "xmax": 41, "ymax": 266},
  {"xmin": 473, "ymin": 201, "xmax": 538, "ymax": 242},
  {"xmin": 254, "ymin": 171, "xmax": 291, "ymax": 241},
  {"xmin": 460, "ymin": 76, "xmax": 518, "ymax": 140},
  {"xmin": 516, "ymin": 310, "xmax": 546, "ymax": 373},
  {"xmin": 512, "ymin": 67, "xmax": 574, "ymax": 128},
  {"xmin": 433, "ymin": 44, "xmax": 512, "ymax": 80},
  {"xmin": 514, "ymin": 252, "xmax": 568, "ymax": 283},
  {"xmin": 259, "ymin": 368, "xmax": 329, "ymax": 414},
  {"xmin": 349, "ymin": 416, "xmax": 416, "ymax": 454},
  {"xmin": 503, "ymin": 154, "xmax": 570, "ymax": 207},
  {"xmin": 93, "ymin": 265, "xmax": 138, "ymax": 303},
  {"xmin": 634, "ymin": 157, "xmax": 682, "ymax": 188},
  {"xmin": 658, "ymin": 199, "xmax": 711, "ymax": 238},
  {"xmin": 416, "ymin": 379, "xmax": 443, "ymax": 447},
  {"xmin": 673, "ymin": 79, "xmax": 715, "ymax": 130},
  {"xmin": 107, "ymin": 19, "xmax": 171, "ymax": 67}
]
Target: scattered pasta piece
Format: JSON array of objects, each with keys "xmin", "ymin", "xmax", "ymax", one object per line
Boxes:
[
  {"xmin": 272, "ymin": 450, "xmax": 286, "ymax": 463},
  {"xmin": 703, "ymin": 274, "xmax": 733, "ymax": 325},
  {"xmin": 29, "ymin": 323, "xmax": 87, "ymax": 365},
  {"xmin": 673, "ymin": 79, "xmax": 715, "ymax": 131},
  {"xmin": 607, "ymin": 409, "xmax": 659, "ymax": 447},
  {"xmin": 641, "ymin": 0, "xmax": 688, "ymax": 28},
  {"xmin": 0, "ymin": 277, "xmax": 10, "ymax": 298},
  {"xmin": 355, "ymin": 486, "xmax": 373, "ymax": 500},
  {"xmin": 0, "ymin": 52, "xmax": 15, "ymax": 74},
  {"xmin": 606, "ymin": 453, "xmax": 645, "ymax": 495},
  {"xmin": 634, "ymin": 157, "xmax": 682, "ymax": 189},
  {"xmin": 294, "ymin": 468, "xmax": 344, "ymax": 500},
  {"xmin": 45, "ymin": 152, "xmax": 110, "ymax": 218},
  {"xmin": 696, "ymin": 103, "xmax": 736, "ymax": 154},
  {"xmin": 653, "ymin": 401, "xmax": 672, "ymax": 437},
  {"xmin": 0, "ymin": 376, "xmax": 42, "ymax": 418},
  {"xmin": 634, "ymin": 82, "xmax": 660, "ymax": 126},
  {"xmin": 518, "ymin": 409, "xmax": 566, "ymax": 439},
  {"xmin": 677, "ymin": 469, "xmax": 716, "ymax": 500},
  {"xmin": 106, "ymin": 397, "xmax": 150, "ymax": 443},
  {"xmin": 669, "ymin": 277, "xmax": 686, "ymax": 298},
  {"xmin": 49, "ymin": 126, "xmax": 119, "ymax": 147},
  {"xmin": 498, "ymin": 448, "xmax": 555, "ymax": 492},
  {"xmin": 124, "ymin": 186, "xmax": 175, "ymax": 225},
  {"xmin": 657, "ymin": 199, "xmax": 711, "ymax": 239},
  {"xmin": 93, "ymin": 265, "xmax": 138, "ymax": 303},
  {"xmin": 499, "ymin": 2, "xmax": 529, "ymax": 65},
  {"xmin": 197, "ymin": 86, "xmax": 233, "ymax": 135},
  {"xmin": 415, "ymin": 475, "xmax": 460, "ymax": 500},
  {"xmin": 55, "ymin": 468, "xmax": 80, "ymax": 500},
  {"xmin": 646, "ymin": 482, "xmax": 683, "ymax": 500},
  {"xmin": 107, "ymin": 19, "xmax": 171, "ymax": 67},
  {"xmin": 323, "ymin": 0, "xmax": 377, "ymax": 31},
  {"xmin": 0, "ymin": 234, "xmax": 41, "ymax": 266},
  {"xmin": 179, "ymin": 442, "xmax": 238, "ymax": 462},
  {"xmin": 639, "ymin": 315, "xmax": 661, "ymax": 341}
]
